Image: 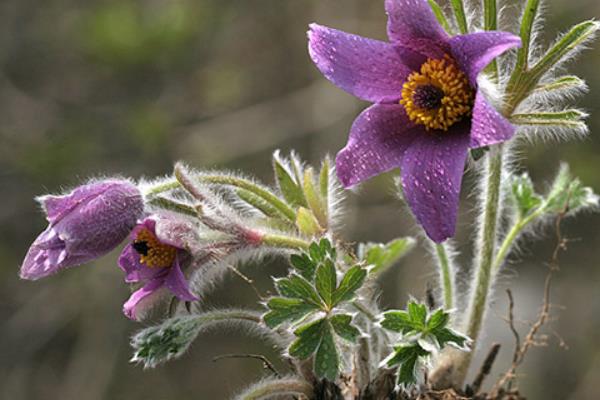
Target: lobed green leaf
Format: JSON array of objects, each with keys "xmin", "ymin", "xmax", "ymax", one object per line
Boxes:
[
  {"xmin": 289, "ymin": 318, "xmax": 326, "ymax": 359},
  {"xmin": 275, "ymin": 275, "xmax": 323, "ymax": 307},
  {"xmin": 314, "ymin": 321, "xmax": 339, "ymax": 380},
  {"xmin": 361, "ymin": 238, "xmax": 415, "ymax": 275},
  {"xmin": 511, "ymin": 173, "xmax": 543, "ymax": 217},
  {"xmin": 315, "ymin": 259, "xmax": 337, "ymax": 308},
  {"xmin": 330, "ymin": 314, "xmax": 360, "ymax": 343},
  {"xmin": 273, "ymin": 157, "xmax": 306, "ymax": 208},
  {"xmin": 263, "ymin": 298, "xmax": 317, "ymax": 328},
  {"xmin": 333, "ymin": 265, "xmax": 367, "ymax": 306}
]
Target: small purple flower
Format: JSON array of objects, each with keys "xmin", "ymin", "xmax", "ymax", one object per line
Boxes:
[
  {"xmin": 119, "ymin": 216, "xmax": 199, "ymax": 321},
  {"xmin": 21, "ymin": 179, "xmax": 144, "ymax": 280},
  {"xmin": 308, "ymin": 0, "xmax": 521, "ymax": 242}
]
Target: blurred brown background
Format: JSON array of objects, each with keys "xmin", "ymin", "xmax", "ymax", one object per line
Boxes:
[{"xmin": 1, "ymin": 1, "xmax": 599, "ymax": 399}]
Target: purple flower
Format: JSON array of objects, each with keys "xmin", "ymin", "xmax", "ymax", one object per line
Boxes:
[
  {"xmin": 308, "ymin": 0, "xmax": 521, "ymax": 242},
  {"xmin": 21, "ymin": 179, "xmax": 144, "ymax": 280},
  {"xmin": 119, "ymin": 216, "xmax": 199, "ymax": 321}
]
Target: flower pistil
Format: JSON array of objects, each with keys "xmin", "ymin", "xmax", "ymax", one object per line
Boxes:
[{"xmin": 401, "ymin": 56, "xmax": 474, "ymax": 131}]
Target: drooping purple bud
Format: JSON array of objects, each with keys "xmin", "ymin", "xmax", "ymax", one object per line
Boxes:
[{"xmin": 20, "ymin": 179, "xmax": 145, "ymax": 280}]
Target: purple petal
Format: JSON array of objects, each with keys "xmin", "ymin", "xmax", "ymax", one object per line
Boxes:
[
  {"xmin": 385, "ymin": 0, "xmax": 449, "ymax": 57},
  {"xmin": 117, "ymin": 245, "xmax": 165, "ymax": 283},
  {"xmin": 164, "ymin": 254, "xmax": 198, "ymax": 302},
  {"xmin": 469, "ymin": 91, "xmax": 516, "ymax": 148},
  {"xmin": 20, "ymin": 227, "xmax": 67, "ymax": 280},
  {"xmin": 449, "ymin": 31, "xmax": 521, "ymax": 86},
  {"xmin": 123, "ymin": 279, "xmax": 166, "ymax": 321},
  {"xmin": 38, "ymin": 179, "xmax": 138, "ymax": 224},
  {"xmin": 336, "ymin": 104, "xmax": 422, "ymax": 188},
  {"xmin": 308, "ymin": 23, "xmax": 412, "ymax": 103},
  {"xmin": 154, "ymin": 215, "xmax": 199, "ymax": 252},
  {"xmin": 21, "ymin": 179, "xmax": 144, "ymax": 281},
  {"xmin": 400, "ymin": 126, "xmax": 470, "ymax": 242}
]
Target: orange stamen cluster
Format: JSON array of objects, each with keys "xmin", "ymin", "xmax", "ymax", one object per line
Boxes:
[
  {"xmin": 133, "ymin": 227, "xmax": 176, "ymax": 268},
  {"xmin": 400, "ymin": 56, "xmax": 474, "ymax": 131}
]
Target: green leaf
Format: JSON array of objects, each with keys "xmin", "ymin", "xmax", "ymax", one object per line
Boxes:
[
  {"xmin": 510, "ymin": 110, "xmax": 587, "ymax": 129},
  {"xmin": 319, "ymin": 158, "xmax": 330, "ymax": 205},
  {"xmin": 529, "ymin": 21, "xmax": 599, "ymax": 85},
  {"xmin": 314, "ymin": 321, "xmax": 339, "ymax": 380},
  {"xmin": 318, "ymin": 238, "xmax": 336, "ymax": 258},
  {"xmin": 236, "ymin": 188, "xmax": 285, "ymax": 219},
  {"xmin": 332, "ymin": 265, "xmax": 367, "ymax": 306},
  {"xmin": 534, "ymin": 75, "xmax": 586, "ymax": 94},
  {"xmin": 449, "ymin": 0, "xmax": 468, "ymax": 34},
  {"xmin": 275, "ymin": 275, "xmax": 323, "ymax": 307},
  {"xmin": 330, "ymin": 314, "xmax": 360, "ymax": 343},
  {"xmin": 433, "ymin": 327, "xmax": 470, "ymax": 349},
  {"xmin": 397, "ymin": 346, "xmax": 426, "ymax": 386},
  {"xmin": 511, "ymin": 173, "xmax": 543, "ymax": 217},
  {"xmin": 380, "ymin": 310, "xmax": 415, "ymax": 334},
  {"xmin": 309, "ymin": 241, "xmax": 323, "ymax": 261},
  {"xmin": 315, "ymin": 259, "xmax": 337, "ymax": 308},
  {"xmin": 407, "ymin": 301, "xmax": 428, "ymax": 328},
  {"xmin": 361, "ymin": 238, "xmax": 415, "ymax": 275},
  {"xmin": 131, "ymin": 310, "xmax": 262, "ymax": 368},
  {"xmin": 273, "ymin": 156, "xmax": 306, "ymax": 208},
  {"xmin": 427, "ymin": 0, "xmax": 451, "ymax": 33},
  {"xmin": 470, "ymin": 146, "xmax": 489, "ymax": 162},
  {"xmin": 515, "ymin": 0, "xmax": 541, "ymax": 72},
  {"xmin": 289, "ymin": 318, "xmax": 326, "ymax": 359},
  {"xmin": 263, "ymin": 298, "xmax": 317, "ymax": 328},
  {"xmin": 295, "ymin": 207, "xmax": 322, "ymax": 236},
  {"xmin": 545, "ymin": 163, "xmax": 599, "ymax": 213},
  {"xmin": 303, "ymin": 167, "xmax": 327, "ymax": 227},
  {"xmin": 290, "ymin": 253, "xmax": 316, "ymax": 281},
  {"xmin": 426, "ymin": 309, "xmax": 450, "ymax": 332}
]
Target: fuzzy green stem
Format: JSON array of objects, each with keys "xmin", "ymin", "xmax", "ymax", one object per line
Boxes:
[
  {"xmin": 483, "ymin": 0, "xmax": 499, "ymax": 81},
  {"xmin": 261, "ymin": 233, "xmax": 310, "ymax": 250},
  {"xmin": 449, "ymin": 0, "xmax": 469, "ymax": 34},
  {"xmin": 145, "ymin": 175, "xmax": 296, "ymax": 222},
  {"xmin": 146, "ymin": 196, "xmax": 197, "ymax": 217},
  {"xmin": 144, "ymin": 181, "xmax": 180, "ymax": 197},
  {"xmin": 237, "ymin": 378, "xmax": 313, "ymax": 400},
  {"xmin": 352, "ymin": 300, "xmax": 378, "ymax": 322},
  {"xmin": 492, "ymin": 209, "xmax": 543, "ymax": 272},
  {"xmin": 428, "ymin": 0, "xmax": 452, "ymax": 33},
  {"xmin": 453, "ymin": 147, "xmax": 504, "ymax": 384},
  {"xmin": 434, "ymin": 243, "xmax": 454, "ymax": 310}
]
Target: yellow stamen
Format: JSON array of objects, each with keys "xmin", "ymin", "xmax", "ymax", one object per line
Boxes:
[
  {"xmin": 400, "ymin": 55, "xmax": 474, "ymax": 131},
  {"xmin": 133, "ymin": 227, "xmax": 176, "ymax": 268}
]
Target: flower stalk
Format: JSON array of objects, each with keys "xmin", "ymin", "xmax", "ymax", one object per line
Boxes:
[{"xmin": 434, "ymin": 242, "xmax": 454, "ymax": 310}]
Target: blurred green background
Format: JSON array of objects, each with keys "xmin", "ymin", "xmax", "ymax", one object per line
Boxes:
[{"xmin": 1, "ymin": 1, "xmax": 599, "ymax": 399}]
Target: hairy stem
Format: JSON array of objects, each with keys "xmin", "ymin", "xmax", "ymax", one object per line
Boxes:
[
  {"xmin": 434, "ymin": 242, "xmax": 454, "ymax": 310},
  {"xmin": 454, "ymin": 147, "xmax": 504, "ymax": 384},
  {"xmin": 145, "ymin": 175, "xmax": 296, "ymax": 222},
  {"xmin": 449, "ymin": 0, "xmax": 468, "ymax": 34},
  {"xmin": 261, "ymin": 233, "xmax": 310, "ymax": 250},
  {"xmin": 235, "ymin": 378, "xmax": 313, "ymax": 400}
]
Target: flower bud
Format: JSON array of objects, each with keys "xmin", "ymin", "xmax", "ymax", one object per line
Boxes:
[{"xmin": 20, "ymin": 179, "xmax": 144, "ymax": 280}]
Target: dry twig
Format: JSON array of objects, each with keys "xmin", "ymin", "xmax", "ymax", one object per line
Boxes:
[
  {"xmin": 212, "ymin": 353, "xmax": 281, "ymax": 377},
  {"xmin": 489, "ymin": 197, "xmax": 572, "ymax": 397}
]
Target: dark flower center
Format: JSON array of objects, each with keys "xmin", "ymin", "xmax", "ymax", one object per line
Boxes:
[
  {"xmin": 400, "ymin": 56, "xmax": 474, "ymax": 131},
  {"xmin": 133, "ymin": 240, "xmax": 149, "ymax": 256},
  {"xmin": 132, "ymin": 227, "xmax": 176, "ymax": 268},
  {"xmin": 412, "ymin": 84, "xmax": 444, "ymax": 110}
]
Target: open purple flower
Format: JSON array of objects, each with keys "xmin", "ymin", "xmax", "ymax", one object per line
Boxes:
[
  {"xmin": 308, "ymin": 0, "xmax": 521, "ymax": 242},
  {"xmin": 119, "ymin": 216, "xmax": 199, "ymax": 321},
  {"xmin": 20, "ymin": 179, "xmax": 144, "ymax": 280}
]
